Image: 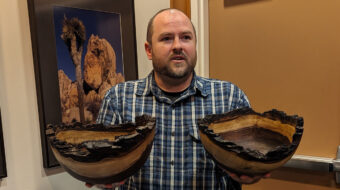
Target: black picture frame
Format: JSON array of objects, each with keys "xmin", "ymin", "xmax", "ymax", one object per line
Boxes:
[
  {"xmin": 27, "ymin": 0, "xmax": 138, "ymax": 168},
  {"xmin": 0, "ymin": 110, "xmax": 7, "ymax": 178}
]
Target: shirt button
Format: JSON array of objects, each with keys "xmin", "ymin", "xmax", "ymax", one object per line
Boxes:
[
  {"xmin": 171, "ymin": 160, "xmax": 174, "ymax": 166},
  {"xmin": 171, "ymin": 131, "xmax": 175, "ymax": 136}
]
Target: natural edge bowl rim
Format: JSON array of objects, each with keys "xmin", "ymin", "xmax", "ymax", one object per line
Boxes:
[
  {"xmin": 197, "ymin": 107, "xmax": 304, "ymax": 163},
  {"xmin": 45, "ymin": 115, "xmax": 156, "ymax": 183},
  {"xmin": 46, "ymin": 115, "xmax": 156, "ymax": 162}
]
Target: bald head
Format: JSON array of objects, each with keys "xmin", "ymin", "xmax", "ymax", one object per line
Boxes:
[{"xmin": 146, "ymin": 8, "xmax": 196, "ymax": 45}]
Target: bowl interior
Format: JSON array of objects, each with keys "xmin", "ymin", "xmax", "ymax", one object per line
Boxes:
[
  {"xmin": 218, "ymin": 126, "xmax": 291, "ymax": 155},
  {"xmin": 208, "ymin": 114, "xmax": 296, "ymax": 154},
  {"xmin": 56, "ymin": 130, "xmax": 134, "ymax": 144}
]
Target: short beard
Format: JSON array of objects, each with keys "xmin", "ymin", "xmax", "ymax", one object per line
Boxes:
[
  {"xmin": 152, "ymin": 52, "xmax": 197, "ymax": 80},
  {"xmin": 152, "ymin": 60, "xmax": 196, "ymax": 80},
  {"xmin": 155, "ymin": 64, "xmax": 192, "ymax": 79}
]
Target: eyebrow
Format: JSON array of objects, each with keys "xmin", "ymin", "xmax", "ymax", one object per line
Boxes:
[
  {"xmin": 159, "ymin": 31, "xmax": 194, "ymax": 37},
  {"xmin": 181, "ymin": 31, "xmax": 194, "ymax": 36}
]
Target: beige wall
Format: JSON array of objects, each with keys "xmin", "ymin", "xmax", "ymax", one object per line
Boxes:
[
  {"xmin": 209, "ymin": 0, "xmax": 340, "ymax": 189},
  {"xmin": 0, "ymin": 0, "xmax": 168, "ymax": 189},
  {"xmin": 135, "ymin": 1, "xmax": 170, "ymax": 78},
  {"xmin": 171, "ymin": 0, "xmax": 191, "ymax": 18}
]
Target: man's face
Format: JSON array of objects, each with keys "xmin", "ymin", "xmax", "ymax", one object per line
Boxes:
[{"xmin": 145, "ymin": 10, "xmax": 197, "ymax": 79}]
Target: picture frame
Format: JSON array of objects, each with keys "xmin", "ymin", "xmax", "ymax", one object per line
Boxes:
[
  {"xmin": 27, "ymin": 0, "xmax": 138, "ymax": 168},
  {"xmin": 0, "ymin": 110, "xmax": 7, "ymax": 178}
]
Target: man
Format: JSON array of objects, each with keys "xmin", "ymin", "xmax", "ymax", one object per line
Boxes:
[{"xmin": 89, "ymin": 8, "xmax": 269, "ymax": 189}]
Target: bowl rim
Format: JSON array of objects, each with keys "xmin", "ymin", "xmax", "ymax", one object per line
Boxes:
[
  {"xmin": 46, "ymin": 115, "xmax": 156, "ymax": 162},
  {"xmin": 198, "ymin": 107, "xmax": 304, "ymax": 162}
]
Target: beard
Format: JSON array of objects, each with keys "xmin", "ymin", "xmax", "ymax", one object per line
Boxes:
[{"xmin": 152, "ymin": 51, "xmax": 197, "ymax": 79}]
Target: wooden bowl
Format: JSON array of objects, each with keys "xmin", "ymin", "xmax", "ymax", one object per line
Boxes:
[
  {"xmin": 46, "ymin": 115, "xmax": 156, "ymax": 184},
  {"xmin": 198, "ymin": 108, "xmax": 303, "ymax": 176}
]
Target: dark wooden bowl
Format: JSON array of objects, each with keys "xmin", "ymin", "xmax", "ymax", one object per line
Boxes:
[
  {"xmin": 198, "ymin": 108, "xmax": 303, "ymax": 176},
  {"xmin": 46, "ymin": 115, "xmax": 156, "ymax": 184}
]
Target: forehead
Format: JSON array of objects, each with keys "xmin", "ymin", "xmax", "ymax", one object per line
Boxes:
[{"xmin": 152, "ymin": 10, "xmax": 194, "ymax": 35}]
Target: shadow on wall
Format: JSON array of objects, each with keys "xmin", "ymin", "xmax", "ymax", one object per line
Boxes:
[{"xmin": 224, "ymin": 0, "xmax": 269, "ymax": 7}]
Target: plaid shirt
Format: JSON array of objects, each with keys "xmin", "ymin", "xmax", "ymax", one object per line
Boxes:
[{"xmin": 97, "ymin": 72, "xmax": 250, "ymax": 190}]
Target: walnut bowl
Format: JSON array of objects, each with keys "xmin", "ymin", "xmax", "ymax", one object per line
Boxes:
[
  {"xmin": 198, "ymin": 108, "xmax": 303, "ymax": 176},
  {"xmin": 46, "ymin": 115, "xmax": 156, "ymax": 184}
]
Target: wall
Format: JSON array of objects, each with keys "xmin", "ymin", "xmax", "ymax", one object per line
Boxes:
[
  {"xmin": 171, "ymin": 0, "xmax": 191, "ymax": 18},
  {"xmin": 0, "ymin": 0, "xmax": 169, "ymax": 189},
  {"xmin": 209, "ymin": 0, "xmax": 340, "ymax": 189},
  {"xmin": 135, "ymin": 1, "xmax": 170, "ymax": 78}
]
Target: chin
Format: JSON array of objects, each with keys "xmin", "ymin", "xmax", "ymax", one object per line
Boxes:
[{"xmin": 168, "ymin": 69, "xmax": 192, "ymax": 79}]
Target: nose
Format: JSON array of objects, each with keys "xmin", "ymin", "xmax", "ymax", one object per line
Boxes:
[{"xmin": 172, "ymin": 36, "xmax": 182, "ymax": 53}]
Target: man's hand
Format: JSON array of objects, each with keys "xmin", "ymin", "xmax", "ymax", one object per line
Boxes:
[{"xmin": 226, "ymin": 171, "xmax": 271, "ymax": 184}]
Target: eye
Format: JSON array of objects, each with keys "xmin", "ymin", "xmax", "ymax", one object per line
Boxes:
[
  {"xmin": 182, "ymin": 35, "xmax": 192, "ymax": 41},
  {"xmin": 161, "ymin": 36, "xmax": 171, "ymax": 41}
]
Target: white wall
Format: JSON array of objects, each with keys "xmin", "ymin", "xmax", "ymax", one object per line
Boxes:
[
  {"xmin": 191, "ymin": 0, "xmax": 209, "ymax": 78},
  {"xmin": 134, "ymin": 1, "xmax": 170, "ymax": 78},
  {"xmin": 0, "ymin": 0, "xmax": 169, "ymax": 189}
]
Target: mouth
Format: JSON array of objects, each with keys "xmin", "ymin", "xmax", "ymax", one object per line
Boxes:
[{"xmin": 170, "ymin": 55, "xmax": 186, "ymax": 61}]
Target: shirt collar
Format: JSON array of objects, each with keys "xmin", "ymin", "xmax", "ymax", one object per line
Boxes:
[{"xmin": 135, "ymin": 71, "xmax": 209, "ymax": 97}]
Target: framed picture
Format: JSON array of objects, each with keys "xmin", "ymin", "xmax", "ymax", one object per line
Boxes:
[
  {"xmin": 27, "ymin": 0, "xmax": 138, "ymax": 168},
  {"xmin": 0, "ymin": 110, "xmax": 7, "ymax": 178}
]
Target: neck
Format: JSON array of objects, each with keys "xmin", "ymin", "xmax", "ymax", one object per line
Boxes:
[{"xmin": 154, "ymin": 72, "xmax": 193, "ymax": 93}]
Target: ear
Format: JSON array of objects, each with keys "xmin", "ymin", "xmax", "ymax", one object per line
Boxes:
[{"xmin": 144, "ymin": 42, "xmax": 152, "ymax": 60}]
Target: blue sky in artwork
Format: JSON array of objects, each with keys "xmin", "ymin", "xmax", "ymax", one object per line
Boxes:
[{"xmin": 53, "ymin": 6, "xmax": 124, "ymax": 81}]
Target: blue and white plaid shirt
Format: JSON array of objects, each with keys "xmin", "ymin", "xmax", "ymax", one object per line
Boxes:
[{"xmin": 97, "ymin": 72, "xmax": 250, "ymax": 190}]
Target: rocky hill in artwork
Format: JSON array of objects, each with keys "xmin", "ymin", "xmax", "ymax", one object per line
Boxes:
[{"xmin": 58, "ymin": 34, "xmax": 125, "ymax": 123}]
